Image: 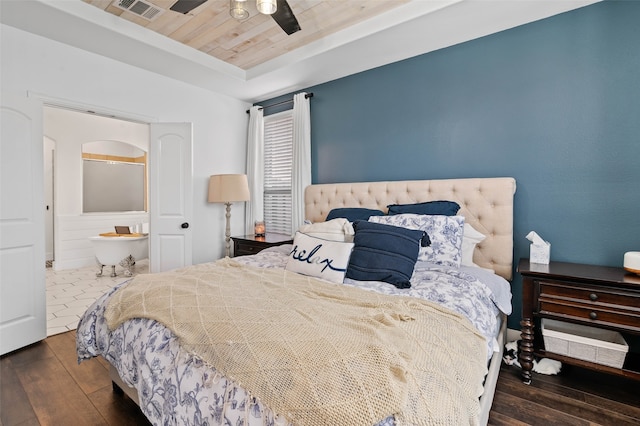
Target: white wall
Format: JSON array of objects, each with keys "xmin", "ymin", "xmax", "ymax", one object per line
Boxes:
[
  {"xmin": 1, "ymin": 24, "xmax": 251, "ymax": 266},
  {"xmin": 83, "ymin": 140, "xmax": 145, "ymax": 157},
  {"xmin": 44, "ymin": 107, "xmax": 149, "ymax": 217}
]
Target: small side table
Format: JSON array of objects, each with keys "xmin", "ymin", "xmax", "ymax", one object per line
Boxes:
[
  {"xmin": 518, "ymin": 258, "xmax": 640, "ymax": 384},
  {"xmin": 231, "ymin": 233, "xmax": 293, "ymax": 257}
]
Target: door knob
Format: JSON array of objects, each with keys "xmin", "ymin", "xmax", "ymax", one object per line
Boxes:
[{"xmin": 181, "ymin": 222, "xmax": 189, "ymax": 229}]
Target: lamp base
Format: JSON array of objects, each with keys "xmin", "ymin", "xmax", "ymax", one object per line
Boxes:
[{"xmin": 224, "ymin": 202, "xmax": 232, "ymax": 257}]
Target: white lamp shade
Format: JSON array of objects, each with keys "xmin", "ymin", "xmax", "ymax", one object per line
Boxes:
[
  {"xmin": 257, "ymin": 0, "xmax": 277, "ymax": 15},
  {"xmin": 208, "ymin": 174, "xmax": 250, "ymax": 203}
]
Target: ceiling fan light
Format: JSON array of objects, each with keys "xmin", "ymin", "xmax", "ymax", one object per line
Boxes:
[
  {"xmin": 230, "ymin": 0, "xmax": 249, "ymax": 20},
  {"xmin": 257, "ymin": 0, "xmax": 277, "ymax": 15}
]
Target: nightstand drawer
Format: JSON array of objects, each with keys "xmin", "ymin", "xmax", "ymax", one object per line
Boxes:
[
  {"xmin": 539, "ymin": 300, "xmax": 640, "ymax": 332},
  {"xmin": 538, "ymin": 280, "xmax": 640, "ymax": 311},
  {"xmin": 231, "ymin": 234, "xmax": 293, "ymax": 258},
  {"xmin": 234, "ymin": 242, "xmax": 263, "ymax": 256}
]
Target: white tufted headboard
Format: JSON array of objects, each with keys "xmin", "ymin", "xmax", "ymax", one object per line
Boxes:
[{"xmin": 305, "ymin": 177, "xmax": 517, "ymax": 280}]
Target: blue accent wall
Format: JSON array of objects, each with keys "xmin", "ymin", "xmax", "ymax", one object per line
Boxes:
[{"xmin": 262, "ymin": 1, "xmax": 640, "ymax": 329}]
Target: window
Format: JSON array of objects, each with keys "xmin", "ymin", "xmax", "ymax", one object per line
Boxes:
[{"xmin": 263, "ymin": 111, "xmax": 293, "ymax": 234}]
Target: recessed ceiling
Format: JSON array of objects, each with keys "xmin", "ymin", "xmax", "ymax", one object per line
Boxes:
[
  {"xmin": 1, "ymin": 0, "xmax": 601, "ymax": 102},
  {"xmin": 83, "ymin": 0, "xmax": 410, "ymax": 70}
]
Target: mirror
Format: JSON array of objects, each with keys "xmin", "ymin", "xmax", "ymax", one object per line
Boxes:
[{"xmin": 82, "ymin": 141, "xmax": 147, "ymax": 213}]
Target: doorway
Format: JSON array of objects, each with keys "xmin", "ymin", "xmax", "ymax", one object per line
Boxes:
[
  {"xmin": 43, "ymin": 106, "xmax": 150, "ymax": 272},
  {"xmin": 43, "ymin": 106, "xmax": 150, "ymax": 335},
  {"xmin": 1, "ymin": 94, "xmax": 194, "ymax": 353}
]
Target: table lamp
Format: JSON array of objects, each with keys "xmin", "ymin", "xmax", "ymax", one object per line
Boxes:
[{"xmin": 208, "ymin": 174, "xmax": 250, "ymax": 257}]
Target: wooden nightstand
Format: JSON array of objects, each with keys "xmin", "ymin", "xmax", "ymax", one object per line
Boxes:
[
  {"xmin": 518, "ymin": 258, "xmax": 640, "ymax": 384},
  {"xmin": 231, "ymin": 233, "xmax": 293, "ymax": 257}
]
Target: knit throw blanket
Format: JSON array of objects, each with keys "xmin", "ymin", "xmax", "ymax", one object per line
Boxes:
[{"xmin": 105, "ymin": 258, "xmax": 487, "ymax": 426}]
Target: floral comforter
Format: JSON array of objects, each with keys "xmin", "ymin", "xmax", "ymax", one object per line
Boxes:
[{"xmin": 77, "ymin": 245, "xmax": 511, "ymax": 426}]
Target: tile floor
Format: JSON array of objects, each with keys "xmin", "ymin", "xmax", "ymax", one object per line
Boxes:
[{"xmin": 45, "ymin": 259, "xmax": 149, "ymax": 336}]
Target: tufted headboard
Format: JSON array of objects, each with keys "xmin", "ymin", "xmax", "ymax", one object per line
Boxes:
[{"xmin": 304, "ymin": 177, "xmax": 517, "ymax": 280}]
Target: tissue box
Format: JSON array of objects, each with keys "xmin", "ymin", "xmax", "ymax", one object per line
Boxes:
[{"xmin": 530, "ymin": 242, "xmax": 550, "ymax": 264}]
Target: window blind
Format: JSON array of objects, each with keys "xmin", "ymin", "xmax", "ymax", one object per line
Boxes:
[{"xmin": 263, "ymin": 111, "xmax": 293, "ymax": 235}]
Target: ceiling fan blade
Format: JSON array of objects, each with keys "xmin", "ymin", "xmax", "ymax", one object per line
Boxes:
[
  {"xmin": 170, "ymin": 0, "xmax": 207, "ymax": 14},
  {"xmin": 272, "ymin": 0, "xmax": 301, "ymax": 35}
]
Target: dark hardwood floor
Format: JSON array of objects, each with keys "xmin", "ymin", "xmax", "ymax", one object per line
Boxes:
[
  {"xmin": 489, "ymin": 361, "xmax": 640, "ymax": 425},
  {"xmin": 1, "ymin": 330, "xmax": 639, "ymax": 425},
  {"xmin": 0, "ymin": 331, "xmax": 150, "ymax": 426}
]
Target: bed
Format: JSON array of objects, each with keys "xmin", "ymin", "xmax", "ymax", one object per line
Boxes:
[{"xmin": 77, "ymin": 177, "xmax": 516, "ymax": 426}]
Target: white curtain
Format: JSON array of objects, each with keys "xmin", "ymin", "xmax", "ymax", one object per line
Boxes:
[
  {"xmin": 245, "ymin": 106, "xmax": 264, "ymax": 235},
  {"xmin": 291, "ymin": 92, "xmax": 311, "ymax": 234}
]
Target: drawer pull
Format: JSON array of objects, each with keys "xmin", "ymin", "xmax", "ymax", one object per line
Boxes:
[
  {"xmin": 589, "ymin": 311, "xmax": 598, "ymax": 320},
  {"xmin": 589, "ymin": 293, "xmax": 598, "ymax": 301}
]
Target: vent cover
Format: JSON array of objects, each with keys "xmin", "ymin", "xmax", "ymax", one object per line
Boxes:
[{"xmin": 114, "ymin": 0, "xmax": 164, "ymax": 20}]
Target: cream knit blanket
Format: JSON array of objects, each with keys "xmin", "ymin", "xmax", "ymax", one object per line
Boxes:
[{"xmin": 105, "ymin": 258, "xmax": 487, "ymax": 426}]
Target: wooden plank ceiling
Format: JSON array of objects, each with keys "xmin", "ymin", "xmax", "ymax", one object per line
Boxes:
[{"xmin": 83, "ymin": 0, "xmax": 409, "ymax": 70}]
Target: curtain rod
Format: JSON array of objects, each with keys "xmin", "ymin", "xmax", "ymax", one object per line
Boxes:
[{"xmin": 245, "ymin": 92, "xmax": 314, "ymax": 114}]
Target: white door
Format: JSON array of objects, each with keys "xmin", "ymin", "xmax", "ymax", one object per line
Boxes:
[
  {"xmin": 0, "ymin": 93, "xmax": 46, "ymax": 355},
  {"xmin": 149, "ymin": 123, "xmax": 193, "ymax": 273}
]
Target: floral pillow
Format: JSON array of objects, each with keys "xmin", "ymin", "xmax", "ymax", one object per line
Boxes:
[
  {"xmin": 285, "ymin": 232, "xmax": 354, "ymax": 283},
  {"xmin": 369, "ymin": 214, "xmax": 465, "ymax": 267}
]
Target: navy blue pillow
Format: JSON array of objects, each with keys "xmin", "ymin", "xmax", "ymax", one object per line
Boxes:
[
  {"xmin": 346, "ymin": 220, "xmax": 429, "ymax": 289},
  {"xmin": 387, "ymin": 200, "xmax": 460, "ymax": 216},
  {"xmin": 326, "ymin": 207, "xmax": 385, "ymax": 222}
]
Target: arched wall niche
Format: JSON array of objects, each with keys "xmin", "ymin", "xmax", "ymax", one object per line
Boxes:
[{"xmin": 82, "ymin": 140, "xmax": 147, "ymax": 213}]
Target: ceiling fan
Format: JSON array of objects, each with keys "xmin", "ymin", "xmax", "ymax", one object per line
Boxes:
[{"xmin": 170, "ymin": 0, "xmax": 301, "ymax": 35}]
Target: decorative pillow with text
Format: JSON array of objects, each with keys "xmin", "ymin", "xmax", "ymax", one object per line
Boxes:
[{"xmin": 285, "ymin": 232, "xmax": 354, "ymax": 283}]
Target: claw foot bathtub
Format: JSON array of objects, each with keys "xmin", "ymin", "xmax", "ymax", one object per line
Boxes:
[{"xmin": 89, "ymin": 235, "xmax": 149, "ymax": 277}]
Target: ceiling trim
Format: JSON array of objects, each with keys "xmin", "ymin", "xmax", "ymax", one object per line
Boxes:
[
  {"xmin": 246, "ymin": 0, "xmax": 462, "ymax": 79},
  {"xmin": 2, "ymin": 0, "xmax": 601, "ymax": 102}
]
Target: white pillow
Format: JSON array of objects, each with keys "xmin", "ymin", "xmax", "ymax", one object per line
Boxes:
[
  {"xmin": 297, "ymin": 218, "xmax": 355, "ymax": 242},
  {"xmin": 285, "ymin": 232, "xmax": 354, "ymax": 283},
  {"xmin": 461, "ymin": 223, "xmax": 486, "ymax": 268},
  {"xmin": 369, "ymin": 214, "xmax": 465, "ymax": 267}
]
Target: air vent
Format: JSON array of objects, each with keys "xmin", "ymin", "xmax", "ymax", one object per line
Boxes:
[{"xmin": 114, "ymin": 0, "xmax": 164, "ymax": 21}]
